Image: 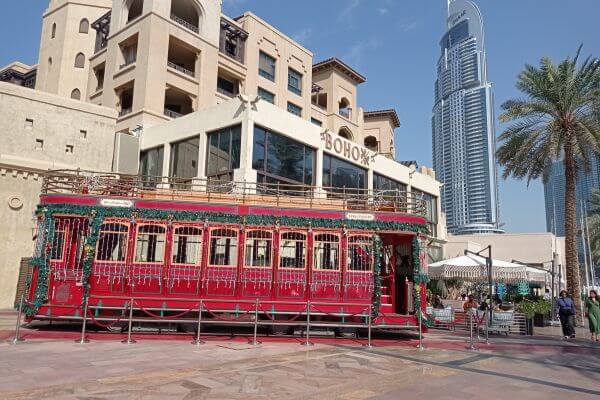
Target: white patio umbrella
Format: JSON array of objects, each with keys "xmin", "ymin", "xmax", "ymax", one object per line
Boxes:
[{"xmin": 428, "ymin": 254, "xmax": 546, "ymax": 284}]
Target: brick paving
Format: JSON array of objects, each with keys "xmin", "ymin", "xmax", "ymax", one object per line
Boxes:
[{"xmin": 1, "ymin": 310, "xmax": 600, "ymax": 399}]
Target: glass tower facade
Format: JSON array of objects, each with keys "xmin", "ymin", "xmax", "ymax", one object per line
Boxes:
[{"xmin": 432, "ymin": 0, "xmax": 501, "ymax": 235}]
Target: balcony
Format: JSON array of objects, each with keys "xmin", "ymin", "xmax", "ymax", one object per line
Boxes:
[
  {"xmin": 219, "ymin": 18, "xmax": 248, "ymax": 64},
  {"xmin": 167, "ymin": 61, "xmax": 194, "ymax": 78},
  {"xmin": 92, "ymin": 11, "xmax": 111, "ymax": 53},
  {"xmin": 164, "ymin": 87, "xmax": 194, "ymax": 119},
  {"xmin": 164, "ymin": 108, "xmax": 183, "ymax": 119},
  {"xmin": 119, "ymin": 108, "xmax": 132, "ymax": 117},
  {"xmin": 171, "ymin": 14, "xmax": 198, "ymax": 33},
  {"xmin": 167, "ymin": 37, "xmax": 198, "ymax": 78}
]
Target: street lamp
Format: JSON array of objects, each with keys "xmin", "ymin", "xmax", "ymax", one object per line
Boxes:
[{"xmin": 464, "ymin": 246, "xmax": 493, "ymax": 322}]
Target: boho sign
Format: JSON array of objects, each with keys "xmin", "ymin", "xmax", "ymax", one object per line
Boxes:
[{"xmin": 320, "ymin": 131, "xmax": 374, "ymax": 166}]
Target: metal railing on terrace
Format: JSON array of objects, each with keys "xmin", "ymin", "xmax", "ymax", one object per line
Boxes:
[
  {"xmin": 170, "ymin": 14, "xmax": 199, "ymax": 33},
  {"xmin": 164, "ymin": 108, "xmax": 184, "ymax": 119},
  {"xmin": 41, "ymin": 170, "xmax": 427, "ymax": 216},
  {"xmin": 167, "ymin": 61, "xmax": 195, "ymax": 78}
]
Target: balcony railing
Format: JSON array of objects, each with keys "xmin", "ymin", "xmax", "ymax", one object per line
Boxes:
[
  {"xmin": 339, "ymin": 109, "xmax": 350, "ymax": 119},
  {"xmin": 170, "ymin": 14, "xmax": 199, "ymax": 33},
  {"xmin": 164, "ymin": 108, "xmax": 183, "ymax": 119},
  {"xmin": 40, "ymin": 169, "xmax": 428, "ymax": 217},
  {"xmin": 167, "ymin": 61, "xmax": 195, "ymax": 78},
  {"xmin": 120, "ymin": 57, "xmax": 136, "ymax": 70},
  {"xmin": 118, "ymin": 108, "xmax": 132, "ymax": 117}
]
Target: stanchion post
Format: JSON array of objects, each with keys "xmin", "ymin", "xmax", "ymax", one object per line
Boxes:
[
  {"xmin": 466, "ymin": 309, "xmax": 478, "ymax": 350},
  {"xmin": 121, "ymin": 297, "xmax": 136, "ymax": 344},
  {"xmin": 192, "ymin": 300, "xmax": 204, "ymax": 346},
  {"xmin": 76, "ymin": 296, "xmax": 90, "ymax": 344},
  {"xmin": 416, "ymin": 309, "xmax": 425, "ymax": 350},
  {"xmin": 302, "ymin": 301, "xmax": 313, "ymax": 346},
  {"xmin": 363, "ymin": 305, "xmax": 373, "ymax": 349},
  {"xmin": 250, "ymin": 298, "xmax": 261, "ymax": 346},
  {"xmin": 484, "ymin": 312, "xmax": 489, "ymax": 344},
  {"xmin": 11, "ymin": 294, "xmax": 25, "ymax": 344}
]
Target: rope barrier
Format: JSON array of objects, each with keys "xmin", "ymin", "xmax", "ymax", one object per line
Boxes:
[
  {"xmin": 136, "ymin": 304, "xmax": 195, "ymax": 320},
  {"xmin": 310, "ymin": 305, "xmax": 370, "ymax": 319},
  {"xmin": 259, "ymin": 305, "xmax": 306, "ymax": 322},
  {"xmin": 204, "ymin": 307, "xmax": 253, "ymax": 321},
  {"xmin": 87, "ymin": 310, "xmax": 126, "ymax": 329}
]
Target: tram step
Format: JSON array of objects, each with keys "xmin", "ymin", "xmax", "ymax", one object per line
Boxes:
[
  {"xmin": 379, "ymin": 303, "xmax": 393, "ymax": 313},
  {"xmin": 380, "ymin": 294, "xmax": 391, "ymax": 304},
  {"xmin": 381, "ymin": 287, "xmax": 389, "ymax": 295}
]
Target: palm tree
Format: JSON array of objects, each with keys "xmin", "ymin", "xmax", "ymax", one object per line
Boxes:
[{"xmin": 496, "ymin": 47, "xmax": 600, "ymax": 317}]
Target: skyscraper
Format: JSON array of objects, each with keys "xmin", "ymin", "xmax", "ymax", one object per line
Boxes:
[{"xmin": 432, "ymin": 0, "xmax": 502, "ymax": 235}]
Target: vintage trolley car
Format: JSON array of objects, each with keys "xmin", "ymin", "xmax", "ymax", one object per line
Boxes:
[{"xmin": 24, "ymin": 170, "xmax": 430, "ymax": 332}]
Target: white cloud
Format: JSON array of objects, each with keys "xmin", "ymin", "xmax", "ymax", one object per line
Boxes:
[
  {"xmin": 378, "ymin": 8, "xmax": 389, "ymax": 16},
  {"xmin": 343, "ymin": 37, "xmax": 381, "ymax": 68},
  {"xmin": 398, "ymin": 21, "xmax": 419, "ymax": 32},
  {"xmin": 291, "ymin": 28, "xmax": 312, "ymax": 45},
  {"xmin": 338, "ymin": 0, "xmax": 363, "ymax": 22}
]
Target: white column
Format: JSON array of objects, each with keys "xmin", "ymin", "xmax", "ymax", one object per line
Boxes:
[
  {"xmin": 159, "ymin": 143, "xmax": 171, "ymax": 189},
  {"xmin": 314, "ymin": 147, "xmax": 325, "ymax": 198}
]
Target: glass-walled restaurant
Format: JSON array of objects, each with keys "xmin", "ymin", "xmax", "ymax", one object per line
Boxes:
[{"xmin": 139, "ymin": 123, "xmax": 439, "ymax": 237}]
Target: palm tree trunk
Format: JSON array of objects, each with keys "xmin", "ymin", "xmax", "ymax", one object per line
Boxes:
[{"xmin": 563, "ymin": 143, "xmax": 583, "ymax": 324}]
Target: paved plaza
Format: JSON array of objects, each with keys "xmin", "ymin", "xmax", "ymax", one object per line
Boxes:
[{"xmin": 1, "ymin": 310, "xmax": 600, "ymax": 400}]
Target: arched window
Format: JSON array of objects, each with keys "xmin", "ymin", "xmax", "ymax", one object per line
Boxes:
[
  {"xmin": 339, "ymin": 98, "xmax": 351, "ymax": 119},
  {"xmin": 209, "ymin": 228, "xmax": 238, "ymax": 266},
  {"xmin": 96, "ymin": 222, "xmax": 129, "ymax": 261},
  {"xmin": 79, "ymin": 18, "xmax": 89, "ymax": 34},
  {"xmin": 172, "ymin": 226, "xmax": 202, "ymax": 265},
  {"xmin": 135, "ymin": 224, "xmax": 166, "ymax": 263},
  {"xmin": 48, "ymin": 57, "xmax": 53, "ymax": 70},
  {"xmin": 126, "ymin": 0, "xmax": 144, "ymax": 23},
  {"xmin": 74, "ymin": 52, "xmax": 86, "ymax": 68},
  {"xmin": 364, "ymin": 136, "xmax": 378, "ymax": 152},
  {"xmin": 51, "ymin": 23, "xmax": 56, "ymax": 38},
  {"xmin": 244, "ymin": 230, "xmax": 272, "ymax": 268},
  {"xmin": 70, "ymin": 89, "xmax": 81, "ymax": 100},
  {"xmin": 313, "ymin": 233, "xmax": 340, "ymax": 271},
  {"xmin": 347, "ymin": 235, "xmax": 373, "ymax": 271},
  {"xmin": 338, "ymin": 127, "xmax": 353, "ymax": 141},
  {"xmin": 279, "ymin": 232, "xmax": 307, "ymax": 269},
  {"xmin": 170, "ymin": 0, "xmax": 201, "ymax": 33}
]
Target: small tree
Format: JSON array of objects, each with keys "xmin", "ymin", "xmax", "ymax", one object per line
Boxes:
[{"xmin": 496, "ymin": 47, "xmax": 600, "ymax": 319}]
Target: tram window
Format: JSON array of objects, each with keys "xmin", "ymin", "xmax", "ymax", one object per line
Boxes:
[
  {"xmin": 313, "ymin": 233, "xmax": 340, "ymax": 270},
  {"xmin": 279, "ymin": 232, "xmax": 306, "ymax": 269},
  {"xmin": 347, "ymin": 235, "xmax": 373, "ymax": 272},
  {"xmin": 209, "ymin": 229, "xmax": 238, "ymax": 266},
  {"xmin": 244, "ymin": 230, "xmax": 272, "ymax": 268},
  {"xmin": 96, "ymin": 223, "xmax": 129, "ymax": 261},
  {"xmin": 135, "ymin": 225, "xmax": 166, "ymax": 263},
  {"xmin": 172, "ymin": 226, "xmax": 202, "ymax": 265},
  {"xmin": 50, "ymin": 223, "xmax": 66, "ymax": 260}
]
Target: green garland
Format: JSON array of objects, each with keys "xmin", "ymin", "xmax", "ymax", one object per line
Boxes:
[
  {"xmin": 24, "ymin": 215, "xmax": 54, "ymax": 317},
  {"xmin": 371, "ymin": 234, "xmax": 382, "ymax": 316},
  {"xmin": 412, "ymin": 235, "xmax": 433, "ymax": 327},
  {"xmin": 25, "ymin": 203, "xmax": 428, "ymax": 317}
]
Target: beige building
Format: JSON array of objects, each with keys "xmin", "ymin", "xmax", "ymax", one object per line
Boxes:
[
  {"xmin": 0, "ymin": 83, "xmax": 117, "ymax": 308},
  {"xmin": 444, "ymin": 233, "xmax": 566, "ymax": 291},
  {"xmin": 0, "ymin": 0, "xmax": 447, "ymax": 308}
]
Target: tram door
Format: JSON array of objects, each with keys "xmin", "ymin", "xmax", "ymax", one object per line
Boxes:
[
  {"xmin": 167, "ymin": 225, "xmax": 203, "ymax": 296},
  {"xmin": 311, "ymin": 233, "xmax": 342, "ymax": 301},
  {"xmin": 395, "ymin": 240, "xmax": 414, "ymax": 314},
  {"xmin": 130, "ymin": 223, "xmax": 166, "ymax": 295},
  {"xmin": 92, "ymin": 220, "xmax": 129, "ymax": 295},
  {"xmin": 241, "ymin": 230, "xmax": 273, "ymax": 298},
  {"xmin": 204, "ymin": 228, "xmax": 238, "ymax": 297},
  {"xmin": 344, "ymin": 235, "xmax": 374, "ymax": 302},
  {"xmin": 277, "ymin": 231, "xmax": 308, "ymax": 300}
]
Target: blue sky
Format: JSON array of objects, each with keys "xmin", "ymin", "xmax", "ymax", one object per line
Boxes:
[{"xmin": 1, "ymin": 0, "xmax": 599, "ymax": 233}]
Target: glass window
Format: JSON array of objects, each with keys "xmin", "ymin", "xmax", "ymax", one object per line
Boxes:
[
  {"xmin": 96, "ymin": 223, "xmax": 129, "ymax": 262},
  {"xmin": 322, "ymin": 154, "xmax": 366, "ymax": 192},
  {"xmin": 279, "ymin": 232, "xmax": 306, "ymax": 269},
  {"xmin": 413, "ymin": 189, "xmax": 438, "ymax": 236},
  {"xmin": 209, "ymin": 229, "xmax": 238, "ymax": 266},
  {"xmin": 217, "ymin": 76, "xmax": 238, "ymax": 97},
  {"xmin": 258, "ymin": 51, "xmax": 276, "ymax": 81},
  {"xmin": 135, "ymin": 225, "xmax": 166, "ymax": 263},
  {"xmin": 313, "ymin": 233, "xmax": 339, "ymax": 270},
  {"xmin": 170, "ymin": 137, "xmax": 199, "ymax": 181},
  {"xmin": 373, "ymin": 173, "xmax": 407, "ymax": 192},
  {"xmin": 172, "ymin": 226, "xmax": 202, "ymax": 265},
  {"xmin": 258, "ymin": 87, "xmax": 274, "ymax": 104},
  {"xmin": 50, "ymin": 222, "xmax": 66, "ymax": 260},
  {"xmin": 244, "ymin": 231, "xmax": 272, "ymax": 268},
  {"xmin": 140, "ymin": 146, "xmax": 164, "ymax": 187},
  {"xmin": 310, "ymin": 118, "xmax": 322, "ymax": 127},
  {"xmin": 206, "ymin": 125, "xmax": 242, "ymax": 183},
  {"xmin": 287, "ymin": 102, "xmax": 302, "ymax": 117},
  {"xmin": 252, "ymin": 126, "xmax": 315, "ymax": 187},
  {"xmin": 288, "ymin": 68, "xmax": 302, "ymax": 95},
  {"xmin": 347, "ymin": 235, "xmax": 373, "ymax": 272}
]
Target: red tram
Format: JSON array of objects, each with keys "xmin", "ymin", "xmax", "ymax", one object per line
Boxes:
[{"xmin": 24, "ymin": 170, "xmax": 430, "ymax": 332}]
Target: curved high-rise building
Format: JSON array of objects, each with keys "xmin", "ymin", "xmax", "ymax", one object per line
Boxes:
[{"xmin": 432, "ymin": 0, "xmax": 502, "ymax": 235}]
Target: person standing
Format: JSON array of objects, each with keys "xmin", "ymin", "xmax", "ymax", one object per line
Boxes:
[
  {"xmin": 555, "ymin": 290, "xmax": 576, "ymax": 340},
  {"xmin": 586, "ymin": 290, "xmax": 600, "ymax": 342}
]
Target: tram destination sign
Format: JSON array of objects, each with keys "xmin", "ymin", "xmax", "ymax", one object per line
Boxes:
[
  {"xmin": 321, "ymin": 131, "xmax": 374, "ymax": 166},
  {"xmin": 100, "ymin": 198, "xmax": 134, "ymax": 208},
  {"xmin": 345, "ymin": 212, "xmax": 375, "ymax": 221}
]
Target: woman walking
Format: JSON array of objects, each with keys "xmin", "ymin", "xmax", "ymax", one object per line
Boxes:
[
  {"xmin": 586, "ymin": 290, "xmax": 600, "ymax": 341},
  {"xmin": 555, "ymin": 290, "xmax": 577, "ymax": 340}
]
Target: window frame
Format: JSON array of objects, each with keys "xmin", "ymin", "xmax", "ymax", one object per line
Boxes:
[
  {"xmin": 208, "ymin": 227, "xmax": 239, "ymax": 268},
  {"xmin": 94, "ymin": 220, "xmax": 130, "ymax": 263},
  {"xmin": 258, "ymin": 50, "xmax": 276, "ymax": 81},
  {"xmin": 171, "ymin": 224, "xmax": 203, "ymax": 266},
  {"xmin": 257, "ymin": 87, "xmax": 275, "ymax": 104},
  {"xmin": 133, "ymin": 223, "xmax": 167, "ymax": 264},
  {"xmin": 278, "ymin": 231, "xmax": 308, "ymax": 271},
  {"xmin": 312, "ymin": 232, "xmax": 341, "ymax": 272},
  {"xmin": 287, "ymin": 102, "xmax": 302, "ymax": 117},
  {"xmin": 346, "ymin": 234, "xmax": 374, "ymax": 273},
  {"xmin": 50, "ymin": 221, "xmax": 68, "ymax": 261},
  {"xmin": 205, "ymin": 124, "xmax": 242, "ymax": 182},
  {"xmin": 287, "ymin": 67, "xmax": 302, "ymax": 95},
  {"xmin": 243, "ymin": 230, "xmax": 273, "ymax": 269},
  {"xmin": 322, "ymin": 154, "xmax": 367, "ymax": 192},
  {"xmin": 79, "ymin": 18, "xmax": 89, "ymax": 34}
]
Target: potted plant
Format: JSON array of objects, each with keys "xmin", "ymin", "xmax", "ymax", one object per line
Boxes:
[
  {"xmin": 533, "ymin": 299, "xmax": 552, "ymax": 327},
  {"xmin": 515, "ymin": 300, "xmax": 535, "ymax": 335}
]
